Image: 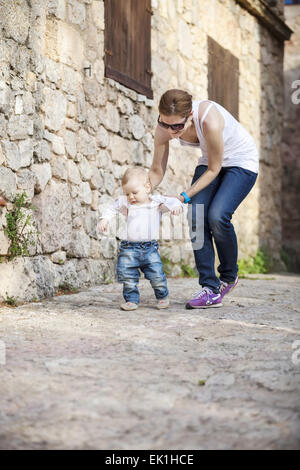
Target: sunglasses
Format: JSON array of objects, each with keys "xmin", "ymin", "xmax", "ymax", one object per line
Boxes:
[{"xmin": 157, "ymin": 115, "xmax": 189, "ymax": 131}]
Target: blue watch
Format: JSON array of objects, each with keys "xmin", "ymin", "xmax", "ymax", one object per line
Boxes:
[{"xmin": 180, "ymin": 192, "xmax": 191, "ymax": 204}]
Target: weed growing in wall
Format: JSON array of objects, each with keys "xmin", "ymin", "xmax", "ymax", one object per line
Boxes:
[{"xmin": 4, "ymin": 192, "xmax": 38, "ymax": 261}]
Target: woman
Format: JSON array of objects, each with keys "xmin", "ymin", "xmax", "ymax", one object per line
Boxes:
[{"xmin": 149, "ymin": 89, "xmax": 258, "ymax": 309}]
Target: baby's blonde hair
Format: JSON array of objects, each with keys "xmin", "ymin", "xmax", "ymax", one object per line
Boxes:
[{"xmin": 122, "ymin": 167, "xmax": 150, "ymax": 187}]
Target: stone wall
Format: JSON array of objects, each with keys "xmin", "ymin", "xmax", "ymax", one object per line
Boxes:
[
  {"xmin": 0, "ymin": 0, "xmax": 288, "ymax": 301},
  {"xmin": 282, "ymin": 4, "xmax": 300, "ymax": 271}
]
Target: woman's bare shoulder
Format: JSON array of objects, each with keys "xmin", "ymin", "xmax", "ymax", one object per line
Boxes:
[{"xmin": 197, "ymin": 101, "xmax": 224, "ymax": 129}]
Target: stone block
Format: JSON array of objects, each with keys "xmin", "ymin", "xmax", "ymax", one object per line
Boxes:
[
  {"xmin": 44, "ymin": 87, "xmax": 67, "ymax": 132},
  {"xmin": 67, "ymin": 160, "xmax": 81, "ymax": 185},
  {"xmin": 16, "ymin": 169, "xmax": 36, "ymax": 200},
  {"xmin": 0, "ymin": 256, "xmax": 56, "ymax": 301},
  {"xmin": 128, "ymin": 115, "xmax": 145, "ymax": 140},
  {"xmin": 90, "ymin": 167, "xmax": 103, "ymax": 190},
  {"xmin": 0, "ymin": 167, "xmax": 17, "ymax": 201},
  {"xmin": 68, "ymin": 0, "xmax": 86, "ymax": 29},
  {"xmin": 78, "ymin": 157, "xmax": 92, "ymax": 181},
  {"xmin": 91, "ymin": 0, "xmax": 104, "ymax": 30},
  {"xmin": 101, "ymin": 102, "xmax": 120, "ymax": 133},
  {"xmin": 48, "ymin": 0, "xmax": 67, "ymax": 20},
  {"xmin": 96, "ymin": 150, "xmax": 112, "ymax": 172},
  {"xmin": 78, "ymin": 181, "xmax": 92, "ymax": 204},
  {"xmin": 0, "ymin": 114, "xmax": 7, "ymax": 139},
  {"xmin": 51, "ymin": 156, "xmax": 68, "ymax": 181},
  {"xmin": 19, "ymin": 139, "xmax": 33, "ymax": 167},
  {"xmin": 51, "ymin": 135, "xmax": 65, "ymax": 155},
  {"xmin": 102, "ymin": 172, "xmax": 116, "ymax": 195},
  {"xmin": 69, "ymin": 230, "xmax": 90, "ymax": 258},
  {"xmin": 7, "ymin": 115, "xmax": 33, "ymax": 140},
  {"xmin": 0, "ymin": 230, "xmax": 9, "ymax": 256},
  {"xmin": 33, "ymin": 180, "xmax": 72, "ymax": 253},
  {"xmin": 96, "ymin": 126, "xmax": 109, "ymax": 148},
  {"xmin": 34, "ymin": 139, "xmax": 51, "ymax": 162},
  {"xmin": 91, "ymin": 190, "xmax": 99, "ymax": 211},
  {"xmin": 99, "ymin": 237, "xmax": 118, "ymax": 259},
  {"xmin": 0, "ymin": 0, "xmax": 30, "ymax": 44},
  {"xmin": 2, "ymin": 141, "xmax": 21, "ymax": 171},
  {"xmin": 64, "ymin": 130, "xmax": 77, "ymax": 158},
  {"xmin": 51, "ymin": 250, "xmax": 67, "ymax": 264},
  {"xmin": 57, "ymin": 21, "xmax": 84, "ymax": 70},
  {"xmin": 110, "ymin": 135, "xmax": 131, "ymax": 164},
  {"xmin": 77, "ymin": 129, "xmax": 97, "ymax": 158},
  {"xmin": 32, "ymin": 163, "xmax": 52, "ymax": 193}
]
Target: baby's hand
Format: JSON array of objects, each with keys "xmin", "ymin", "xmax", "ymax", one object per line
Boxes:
[
  {"xmin": 98, "ymin": 218, "xmax": 109, "ymax": 232},
  {"xmin": 119, "ymin": 205, "xmax": 128, "ymax": 217},
  {"xmin": 171, "ymin": 206, "xmax": 183, "ymax": 216}
]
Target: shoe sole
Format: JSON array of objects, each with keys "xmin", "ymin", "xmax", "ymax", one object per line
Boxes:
[
  {"xmin": 185, "ymin": 302, "xmax": 223, "ymax": 309},
  {"xmin": 157, "ymin": 304, "xmax": 169, "ymax": 309}
]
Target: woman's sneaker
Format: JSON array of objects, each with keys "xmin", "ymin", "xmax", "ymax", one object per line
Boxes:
[
  {"xmin": 120, "ymin": 302, "xmax": 138, "ymax": 311},
  {"xmin": 157, "ymin": 297, "xmax": 169, "ymax": 309},
  {"xmin": 220, "ymin": 276, "xmax": 238, "ymax": 298},
  {"xmin": 185, "ymin": 287, "xmax": 222, "ymax": 309}
]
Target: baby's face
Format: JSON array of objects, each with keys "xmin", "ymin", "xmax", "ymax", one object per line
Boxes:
[{"xmin": 123, "ymin": 178, "xmax": 151, "ymax": 205}]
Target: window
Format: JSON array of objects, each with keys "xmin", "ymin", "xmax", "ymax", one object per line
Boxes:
[
  {"xmin": 207, "ymin": 37, "xmax": 239, "ymax": 121},
  {"xmin": 104, "ymin": 0, "xmax": 153, "ymax": 99}
]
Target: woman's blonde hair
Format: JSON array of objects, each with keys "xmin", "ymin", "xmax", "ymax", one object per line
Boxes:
[{"xmin": 159, "ymin": 89, "xmax": 192, "ymax": 117}]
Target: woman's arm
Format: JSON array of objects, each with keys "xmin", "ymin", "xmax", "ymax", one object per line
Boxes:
[
  {"xmin": 184, "ymin": 106, "xmax": 224, "ymax": 199},
  {"xmin": 149, "ymin": 125, "xmax": 170, "ymax": 190}
]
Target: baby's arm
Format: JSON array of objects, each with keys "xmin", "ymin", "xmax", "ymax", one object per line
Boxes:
[{"xmin": 98, "ymin": 196, "xmax": 128, "ymax": 233}]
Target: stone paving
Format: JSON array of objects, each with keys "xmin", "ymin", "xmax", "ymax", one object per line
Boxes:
[{"xmin": 0, "ymin": 274, "xmax": 300, "ymax": 450}]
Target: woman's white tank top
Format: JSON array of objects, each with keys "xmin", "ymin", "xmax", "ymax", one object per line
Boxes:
[{"xmin": 179, "ymin": 100, "xmax": 259, "ymax": 173}]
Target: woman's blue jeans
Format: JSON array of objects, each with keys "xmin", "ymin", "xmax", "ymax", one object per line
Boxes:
[{"xmin": 188, "ymin": 165, "xmax": 258, "ymax": 293}]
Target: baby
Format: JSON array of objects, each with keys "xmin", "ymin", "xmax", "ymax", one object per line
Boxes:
[{"xmin": 98, "ymin": 167, "xmax": 183, "ymax": 311}]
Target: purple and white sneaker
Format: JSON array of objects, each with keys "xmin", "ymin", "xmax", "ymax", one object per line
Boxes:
[
  {"xmin": 185, "ymin": 287, "xmax": 222, "ymax": 309},
  {"xmin": 220, "ymin": 276, "xmax": 238, "ymax": 298}
]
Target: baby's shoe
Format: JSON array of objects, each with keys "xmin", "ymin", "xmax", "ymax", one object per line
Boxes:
[
  {"xmin": 157, "ymin": 297, "xmax": 169, "ymax": 309},
  {"xmin": 120, "ymin": 302, "xmax": 138, "ymax": 311}
]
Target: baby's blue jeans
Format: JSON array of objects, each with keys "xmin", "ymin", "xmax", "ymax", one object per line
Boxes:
[{"xmin": 116, "ymin": 240, "xmax": 169, "ymax": 304}]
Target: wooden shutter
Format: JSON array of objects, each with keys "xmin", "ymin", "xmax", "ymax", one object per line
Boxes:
[
  {"xmin": 105, "ymin": 0, "xmax": 153, "ymax": 99},
  {"xmin": 208, "ymin": 37, "xmax": 239, "ymax": 121}
]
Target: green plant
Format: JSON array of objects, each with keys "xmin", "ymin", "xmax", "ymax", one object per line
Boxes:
[
  {"xmin": 198, "ymin": 379, "xmax": 206, "ymax": 386},
  {"xmin": 103, "ymin": 273, "xmax": 113, "ymax": 284},
  {"xmin": 238, "ymin": 248, "xmax": 271, "ymax": 278},
  {"xmin": 58, "ymin": 283, "xmax": 79, "ymax": 294},
  {"xmin": 161, "ymin": 255, "xmax": 198, "ymax": 278},
  {"xmin": 4, "ymin": 294, "xmax": 18, "ymax": 307},
  {"xmin": 180, "ymin": 263, "xmax": 198, "ymax": 278},
  {"xmin": 4, "ymin": 192, "xmax": 38, "ymax": 260},
  {"xmin": 160, "ymin": 255, "xmax": 173, "ymax": 276}
]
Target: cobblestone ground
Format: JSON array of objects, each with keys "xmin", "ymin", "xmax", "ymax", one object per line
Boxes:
[{"xmin": 0, "ymin": 274, "xmax": 300, "ymax": 450}]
